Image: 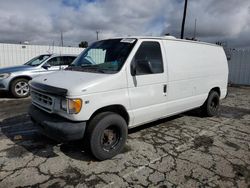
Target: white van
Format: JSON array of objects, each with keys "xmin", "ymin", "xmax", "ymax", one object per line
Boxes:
[{"xmin": 29, "ymin": 36, "xmax": 228, "ymax": 160}]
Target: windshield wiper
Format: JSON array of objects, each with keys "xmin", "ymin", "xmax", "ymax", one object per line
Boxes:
[
  {"xmin": 66, "ymin": 64, "xmax": 106, "ymax": 73},
  {"xmin": 80, "ymin": 64, "xmax": 97, "ymax": 67},
  {"xmin": 81, "ymin": 65, "xmax": 106, "ymax": 73}
]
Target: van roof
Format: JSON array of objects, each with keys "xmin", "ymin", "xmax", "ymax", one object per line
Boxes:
[{"xmin": 111, "ymin": 36, "xmax": 220, "ymax": 48}]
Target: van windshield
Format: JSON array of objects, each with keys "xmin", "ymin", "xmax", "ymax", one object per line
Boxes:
[
  {"xmin": 25, "ymin": 55, "xmax": 51, "ymax": 66},
  {"xmin": 67, "ymin": 38, "xmax": 137, "ymax": 74}
]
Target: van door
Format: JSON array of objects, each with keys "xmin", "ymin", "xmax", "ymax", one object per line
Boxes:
[{"xmin": 127, "ymin": 40, "xmax": 168, "ymax": 126}]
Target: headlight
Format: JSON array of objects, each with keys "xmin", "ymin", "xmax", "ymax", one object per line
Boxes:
[
  {"xmin": 61, "ymin": 99, "xmax": 68, "ymax": 111},
  {"xmin": 61, "ymin": 98, "xmax": 82, "ymax": 114},
  {"xmin": 0, "ymin": 73, "xmax": 11, "ymax": 79}
]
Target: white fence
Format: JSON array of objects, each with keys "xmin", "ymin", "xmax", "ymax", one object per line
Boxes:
[{"xmin": 0, "ymin": 43, "xmax": 84, "ymax": 67}]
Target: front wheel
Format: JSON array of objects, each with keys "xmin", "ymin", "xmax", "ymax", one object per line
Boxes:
[
  {"xmin": 10, "ymin": 78, "xmax": 30, "ymax": 98},
  {"xmin": 201, "ymin": 91, "xmax": 220, "ymax": 117},
  {"xmin": 86, "ymin": 112, "xmax": 128, "ymax": 160}
]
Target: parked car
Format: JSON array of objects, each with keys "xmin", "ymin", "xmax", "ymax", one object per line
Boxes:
[
  {"xmin": 0, "ymin": 54, "xmax": 77, "ymax": 98},
  {"xmin": 29, "ymin": 36, "xmax": 228, "ymax": 160}
]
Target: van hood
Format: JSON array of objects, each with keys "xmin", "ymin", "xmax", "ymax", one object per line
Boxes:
[
  {"xmin": 0, "ymin": 65, "xmax": 35, "ymax": 74},
  {"xmin": 30, "ymin": 70, "xmax": 126, "ymax": 96}
]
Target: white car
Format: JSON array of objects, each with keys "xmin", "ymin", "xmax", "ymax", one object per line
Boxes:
[{"xmin": 29, "ymin": 36, "xmax": 228, "ymax": 160}]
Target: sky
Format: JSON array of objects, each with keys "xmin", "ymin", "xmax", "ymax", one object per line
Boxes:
[{"xmin": 0, "ymin": 0, "xmax": 249, "ymax": 48}]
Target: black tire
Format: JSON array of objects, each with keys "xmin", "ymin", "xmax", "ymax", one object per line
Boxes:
[
  {"xmin": 85, "ymin": 112, "xmax": 128, "ymax": 160},
  {"xmin": 201, "ymin": 90, "xmax": 220, "ymax": 117},
  {"xmin": 10, "ymin": 78, "xmax": 30, "ymax": 98}
]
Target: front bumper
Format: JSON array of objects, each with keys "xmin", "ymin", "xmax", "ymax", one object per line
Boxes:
[
  {"xmin": 29, "ymin": 105, "xmax": 86, "ymax": 142},
  {"xmin": 0, "ymin": 79, "xmax": 9, "ymax": 90}
]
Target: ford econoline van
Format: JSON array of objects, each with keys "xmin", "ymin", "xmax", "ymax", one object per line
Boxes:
[{"xmin": 29, "ymin": 36, "xmax": 228, "ymax": 160}]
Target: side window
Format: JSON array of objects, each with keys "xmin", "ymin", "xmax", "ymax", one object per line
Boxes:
[
  {"xmin": 67, "ymin": 56, "xmax": 77, "ymax": 65},
  {"xmin": 47, "ymin": 57, "xmax": 60, "ymax": 66},
  {"xmin": 133, "ymin": 41, "xmax": 163, "ymax": 75},
  {"xmin": 59, "ymin": 56, "xmax": 76, "ymax": 66}
]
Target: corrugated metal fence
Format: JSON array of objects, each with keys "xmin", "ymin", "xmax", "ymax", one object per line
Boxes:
[
  {"xmin": 228, "ymin": 49, "xmax": 250, "ymax": 85},
  {"xmin": 0, "ymin": 43, "xmax": 84, "ymax": 67}
]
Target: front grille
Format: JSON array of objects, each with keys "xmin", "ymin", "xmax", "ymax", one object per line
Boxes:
[{"xmin": 31, "ymin": 89, "xmax": 54, "ymax": 113}]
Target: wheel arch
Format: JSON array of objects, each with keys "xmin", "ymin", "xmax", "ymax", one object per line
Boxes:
[
  {"xmin": 88, "ymin": 104, "xmax": 130, "ymax": 125},
  {"xmin": 9, "ymin": 75, "xmax": 32, "ymax": 90},
  {"xmin": 210, "ymin": 87, "xmax": 221, "ymax": 97}
]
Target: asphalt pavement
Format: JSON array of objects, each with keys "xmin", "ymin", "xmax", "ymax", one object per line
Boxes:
[{"xmin": 0, "ymin": 87, "xmax": 250, "ymax": 187}]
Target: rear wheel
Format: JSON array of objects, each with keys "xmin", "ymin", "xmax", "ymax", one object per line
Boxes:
[
  {"xmin": 10, "ymin": 78, "xmax": 30, "ymax": 98},
  {"xmin": 85, "ymin": 112, "xmax": 127, "ymax": 160},
  {"xmin": 201, "ymin": 90, "xmax": 220, "ymax": 117}
]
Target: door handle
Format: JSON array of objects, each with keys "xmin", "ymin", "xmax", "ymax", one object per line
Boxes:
[{"xmin": 163, "ymin": 84, "xmax": 167, "ymax": 94}]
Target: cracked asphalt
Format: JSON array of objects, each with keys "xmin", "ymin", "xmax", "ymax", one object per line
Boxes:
[{"xmin": 0, "ymin": 87, "xmax": 250, "ymax": 188}]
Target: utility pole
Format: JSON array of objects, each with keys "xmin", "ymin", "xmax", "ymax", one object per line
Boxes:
[
  {"xmin": 96, "ymin": 30, "xmax": 99, "ymax": 41},
  {"xmin": 60, "ymin": 31, "xmax": 64, "ymax": 47},
  {"xmin": 181, "ymin": 0, "xmax": 188, "ymax": 39},
  {"xmin": 193, "ymin": 18, "xmax": 197, "ymax": 39}
]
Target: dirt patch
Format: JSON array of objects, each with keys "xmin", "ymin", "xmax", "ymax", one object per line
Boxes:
[
  {"xmin": 219, "ymin": 106, "xmax": 250, "ymax": 119},
  {"xmin": 121, "ymin": 145, "xmax": 132, "ymax": 154},
  {"xmin": 224, "ymin": 141, "xmax": 240, "ymax": 151},
  {"xmin": 232, "ymin": 164, "xmax": 250, "ymax": 183},
  {"xmin": 63, "ymin": 166, "xmax": 104, "ymax": 187},
  {"xmin": 3, "ymin": 145, "xmax": 29, "ymax": 158},
  {"xmin": 193, "ymin": 135, "xmax": 214, "ymax": 153}
]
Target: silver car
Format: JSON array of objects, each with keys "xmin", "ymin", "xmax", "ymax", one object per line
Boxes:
[{"xmin": 0, "ymin": 54, "xmax": 77, "ymax": 98}]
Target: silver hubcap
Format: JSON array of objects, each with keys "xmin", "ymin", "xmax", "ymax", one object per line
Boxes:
[{"xmin": 15, "ymin": 81, "xmax": 29, "ymax": 96}]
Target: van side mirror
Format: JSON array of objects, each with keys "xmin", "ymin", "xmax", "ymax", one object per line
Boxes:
[{"xmin": 42, "ymin": 63, "xmax": 51, "ymax": 70}]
